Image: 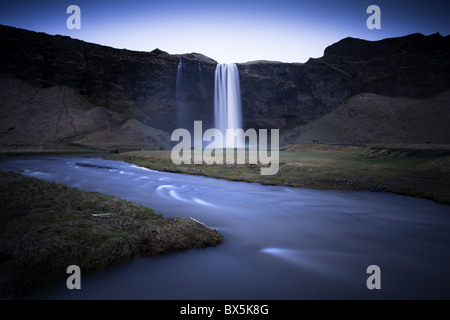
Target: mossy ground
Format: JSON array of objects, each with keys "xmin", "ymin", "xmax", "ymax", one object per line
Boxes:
[
  {"xmin": 2, "ymin": 143, "xmax": 448, "ymax": 296},
  {"xmin": 0, "ymin": 172, "xmax": 222, "ymax": 298},
  {"xmin": 107, "ymin": 144, "xmax": 450, "ymax": 205}
]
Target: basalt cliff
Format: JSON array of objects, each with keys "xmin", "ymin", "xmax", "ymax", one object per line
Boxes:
[{"xmin": 0, "ymin": 24, "xmax": 449, "ymax": 152}]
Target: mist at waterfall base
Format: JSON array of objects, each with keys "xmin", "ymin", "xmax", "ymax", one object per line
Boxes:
[{"xmin": 2, "ymin": 156, "xmax": 450, "ymax": 299}]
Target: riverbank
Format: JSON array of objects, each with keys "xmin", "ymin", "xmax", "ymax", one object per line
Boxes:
[
  {"xmin": 0, "ymin": 171, "xmax": 222, "ymax": 298},
  {"xmin": 106, "ymin": 144, "xmax": 450, "ymax": 205},
  {"xmin": 1, "ymin": 154, "xmax": 450, "ymax": 299}
]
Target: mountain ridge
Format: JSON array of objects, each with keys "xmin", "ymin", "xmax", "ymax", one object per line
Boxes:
[{"xmin": 0, "ymin": 24, "xmax": 449, "ymax": 150}]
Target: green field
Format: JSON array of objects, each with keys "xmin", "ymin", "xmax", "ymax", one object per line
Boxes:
[
  {"xmin": 0, "ymin": 172, "xmax": 222, "ymax": 298},
  {"xmin": 107, "ymin": 144, "xmax": 450, "ymax": 204}
]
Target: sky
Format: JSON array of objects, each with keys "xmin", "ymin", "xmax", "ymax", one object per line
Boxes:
[{"xmin": 0, "ymin": 0, "xmax": 449, "ymax": 63}]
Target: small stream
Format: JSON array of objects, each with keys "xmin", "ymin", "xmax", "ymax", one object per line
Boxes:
[{"xmin": 1, "ymin": 155, "xmax": 450, "ymax": 299}]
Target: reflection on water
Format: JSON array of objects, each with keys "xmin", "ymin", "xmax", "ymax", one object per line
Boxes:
[{"xmin": 1, "ymin": 156, "xmax": 450, "ymax": 299}]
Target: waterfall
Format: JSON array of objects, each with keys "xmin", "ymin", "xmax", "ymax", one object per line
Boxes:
[
  {"xmin": 214, "ymin": 63, "xmax": 244, "ymax": 148},
  {"xmin": 176, "ymin": 58, "xmax": 186, "ymax": 129}
]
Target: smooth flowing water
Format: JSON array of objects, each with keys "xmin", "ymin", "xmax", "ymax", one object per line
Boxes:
[
  {"xmin": 176, "ymin": 58, "xmax": 187, "ymax": 129},
  {"xmin": 1, "ymin": 156, "xmax": 450, "ymax": 299},
  {"xmin": 214, "ymin": 63, "xmax": 244, "ymax": 148}
]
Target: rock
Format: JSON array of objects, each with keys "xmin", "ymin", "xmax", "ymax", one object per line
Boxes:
[
  {"xmin": 0, "ymin": 78, "xmax": 171, "ymax": 151},
  {"xmin": 282, "ymin": 91, "xmax": 450, "ymax": 144},
  {"xmin": 0, "ymin": 24, "xmax": 449, "ymax": 148},
  {"xmin": 71, "ymin": 118, "xmax": 171, "ymax": 151},
  {"xmin": 0, "ymin": 272, "xmax": 19, "ymax": 299},
  {"xmin": 238, "ymin": 33, "xmax": 450, "ymax": 132},
  {"xmin": 0, "ymin": 24, "xmax": 216, "ymax": 135}
]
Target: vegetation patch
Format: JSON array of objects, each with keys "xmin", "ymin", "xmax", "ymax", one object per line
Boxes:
[
  {"xmin": 0, "ymin": 172, "xmax": 222, "ymax": 298},
  {"xmin": 107, "ymin": 144, "xmax": 450, "ymax": 204}
]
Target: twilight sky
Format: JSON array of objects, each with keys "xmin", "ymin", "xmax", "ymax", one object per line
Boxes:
[{"xmin": 0, "ymin": 0, "xmax": 449, "ymax": 63}]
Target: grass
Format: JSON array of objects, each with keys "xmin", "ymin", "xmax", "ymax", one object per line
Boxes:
[
  {"xmin": 2, "ymin": 143, "xmax": 448, "ymax": 296},
  {"xmin": 106, "ymin": 144, "xmax": 450, "ymax": 205},
  {"xmin": 0, "ymin": 172, "xmax": 223, "ymax": 298}
]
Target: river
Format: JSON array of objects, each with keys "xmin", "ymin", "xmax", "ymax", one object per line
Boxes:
[{"xmin": 1, "ymin": 155, "xmax": 450, "ymax": 299}]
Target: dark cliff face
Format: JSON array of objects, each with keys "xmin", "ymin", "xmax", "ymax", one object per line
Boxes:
[
  {"xmin": 238, "ymin": 60, "xmax": 354, "ymax": 130},
  {"xmin": 1, "ymin": 24, "xmax": 449, "ymax": 148},
  {"xmin": 238, "ymin": 33, "xmax": 450, "ymax": 131},
  {"xmin": 322, "ymin": 33, "xmax": 450, "ymax": 98},
  {"xmin": 174, "ymin": 54, "xmax": 216, "ymax": 132},
  {"xmin": 0, "ymin": 25, "xmax": 216, "ymax": 134}
]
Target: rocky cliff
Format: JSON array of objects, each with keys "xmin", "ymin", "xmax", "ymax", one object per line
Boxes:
[
  {"xmin": 0, "ymin": 24, "xmax": 449, "ymax": 151},
  {"xmin": 282, "ymin": 90, "xmax": 450, "ymax": 144},
  {"xmin": 0, "ymin": 78, "xmax": 171, "ymax": 152},
  {"xmin": 238, "ymin": 33, "xmax": 450, "ymax": 133},
  {"xmin": 0, "ymin": 25, "xmax": 216, "ymax": 151}
]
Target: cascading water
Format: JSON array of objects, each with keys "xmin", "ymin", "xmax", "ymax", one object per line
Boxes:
[
  {"xmin": 214, "ymin": 63, "xmax": 244, "ymax": 148},
  {"xmin": 176, "ymin": 58, "xmax": 186, "ymax": 128}
]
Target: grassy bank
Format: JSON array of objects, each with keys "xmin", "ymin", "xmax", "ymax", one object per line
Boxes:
[
  {"xmin": 106, "ymin": 144, "xmax": 450, "ymax": 204},
  {"xmin": 0, "ymin": 172, "xmax": 222, "ymax": 298}
]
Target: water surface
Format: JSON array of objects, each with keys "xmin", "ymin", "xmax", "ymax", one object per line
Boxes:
[{"xmin": 1, "ymin": 156, "xmax": 450, "ymax": 299}]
